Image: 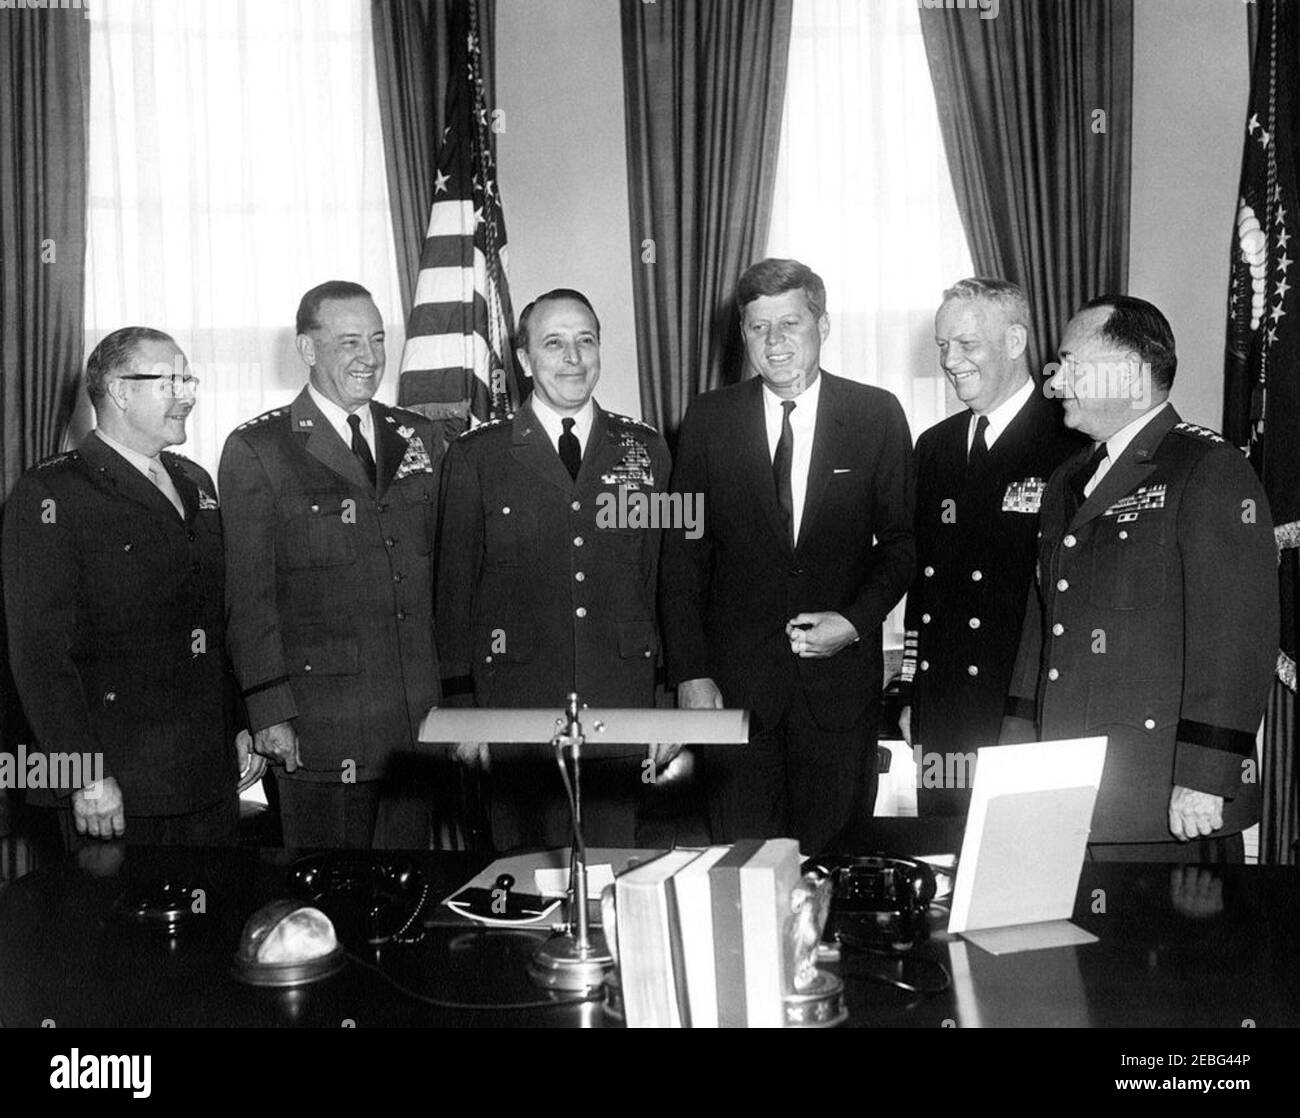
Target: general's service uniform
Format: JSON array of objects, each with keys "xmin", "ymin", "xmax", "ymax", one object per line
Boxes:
[
  {"xmin": 901, "ymin": 388, "xmax": 1082, "ymax": 814},
  {"xmin": 435, "ymin": 400, "xmax": 671, "ymax": 849},
  {"xmin": 219, "ymin": 388, "xmax": 442, "ymax": 847},
  {"xmin": 2, "ymin": 433, "xmax": 239, "ymax": 839},
  {"xmin": 1004, "ymin": 406, "xmax": 1278, "ymax": 846}
]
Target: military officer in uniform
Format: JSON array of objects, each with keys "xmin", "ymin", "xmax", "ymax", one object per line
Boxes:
[
  {"xmin": 219, "ymin": 281, "xmax": 443, "ymax": 849},
  {"xmin": 435, "ymin": 288, "xmax": 671, "ymax": 850},
  {"xmin": 1002, "ymin": 296, "xmax": 1277, "ymax": 860},
  {"xmin": 3, "ymin": 327, "xmax": 252, "ymax": 845},
  {"xmin": 899, "ymin": 279, "xmax": 1083, "ymax": 816}
]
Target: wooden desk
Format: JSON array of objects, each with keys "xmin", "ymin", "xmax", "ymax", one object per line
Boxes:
[{"xmin": 0, "ymin": 838, "xmax": 1296, "ymax": 1028}]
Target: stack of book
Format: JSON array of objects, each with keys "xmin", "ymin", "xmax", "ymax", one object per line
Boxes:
[{"xmin": 613, "ymin": 838, "xmax": 802, "ymax": 1028}]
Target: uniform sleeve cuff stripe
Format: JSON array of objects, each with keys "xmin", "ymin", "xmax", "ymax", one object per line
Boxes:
[
  {"xmin": 1177, "ymin": 718, "xmax": 1257, "ymax": 757},
  {"xmin": 242, "ymin": 676, "xmax": 289, "ymax": 699}
]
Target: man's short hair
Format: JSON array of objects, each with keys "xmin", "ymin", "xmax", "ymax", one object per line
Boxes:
[
  {"xmin": 515, "ymin": 288, "xmax": 600, "ymax": 352},
  {"xmin": 736, "ymin": 258, "xmax": 826, "ymax": 320},
  {"xmin": 85, "ymin": 326, "xmax": 177, "ymax": 403},
  {"xmin": 296, "ymin": 280, "xmax": 374, "ymax": 336},
  {"xmin": 1079, "ymin": 294, "xmax": 1178, "ymax": 391},
  {"xmin": 940, "ymin": 277, "xmax": 1031, "ymax": 330}
]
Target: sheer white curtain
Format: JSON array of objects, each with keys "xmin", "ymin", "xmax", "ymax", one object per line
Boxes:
[
  {"xmin": 768, "ymin": 0, "xmax": 973, "ymax": 428},
  {"xmin": 767, "ymin": 0, "xmax": 975, "ymax": 647},
  {"xmin": 82, "ymin": 0, "xmax": 405, "ymax": 480}
]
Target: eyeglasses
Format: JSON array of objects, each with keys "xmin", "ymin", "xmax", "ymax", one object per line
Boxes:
[{"xmin": 117, "ymin": 374, "xmax": 201, "ymax": 393}]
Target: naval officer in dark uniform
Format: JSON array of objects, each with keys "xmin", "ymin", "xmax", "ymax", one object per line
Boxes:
[
  {"xmin": 219, "ymin": 281, "xmax": 443, "ymax": 849},
  {"xmin": 899, "ymin": 279, "xmax": 1083, "ymax": 815},
  {"xmin": 3, "ymin": 327, "xmax": 252, "ymax": 845},
  {"xmin": 435, "ymin": 288, "xmax": 672, "ymax": 850},
  {"xmin": 1003, "ymin": 296, "xmax": 1277, "ymax": 860}
]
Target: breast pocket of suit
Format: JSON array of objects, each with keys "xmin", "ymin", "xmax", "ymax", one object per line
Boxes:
[
  {"xmin": 596, "ymin": 524, "xmax": 645, "ymax": 566},
  {"xmin": 482, "ymin": 502, "xmax": 534, "ymax": 568},
  {"xmin": 1089, "ymin": 513, "xmax": 1170, "ymax": 610},
  {"xmin": 279, "ymin": 491, "xmax": 357, "ymax": 569},
  {"xmin": 388, "ymin": 480, "xmax": 435, "ymax": 556}
]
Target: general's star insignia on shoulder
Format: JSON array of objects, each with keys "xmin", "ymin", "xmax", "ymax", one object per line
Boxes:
[
  {"xmin": 239, "ymin": 408, "xmax": 285, "ymax": 430},
  {"xmin": 608, "ymin": 411, "xmax": 659, "ymax": 434},
  {"xmin": 35, "ymin": 450, "xmax": 79, "ymax": 470},
  {"xmin": 1173, "ymin": 421, "xmax": 1225, "ymax": 444},
  {"xmin": 458, "ymin": 416, "xmax": 508, "ymax": 438}
]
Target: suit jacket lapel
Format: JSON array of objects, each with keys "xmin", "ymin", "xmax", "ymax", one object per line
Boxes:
[
  {"xmin": 373, "ymin": 405, "xmax": 408, "ymax": 498},
  {"xmin": 510, "ymin": 398, "xmax": 576, "ymax": 496},
  {"xmin": 291, "ymin": 388, "xmax": 373, "ymax": 492},
  {"xmin": 742, "ymin": 378, "xmax": 793, "ymax": 554},
  {"xmin": 1070, "ymin": 405, "xmax": 1180, "ymax": 530},
  {"xmin": 163, "ymin": 460, "xmax": 200, "ymax": 523},
  {"xmin": 80, "ymin": 432, "xmax": 184, "ymax": 524},
  {"xmin": 577, "ymin": 404, "xmax": 619, "ymax": 489}
]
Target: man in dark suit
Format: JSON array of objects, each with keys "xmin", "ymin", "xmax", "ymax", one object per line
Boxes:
[
  {"xmin": 660, "ymin": 258, "xmax": 915, "ymax": 853},
  {"xmin": 219, "ymin": 281, "xmax": 442, "ymax": 849},
  {"xmin": 3, "ymin": 327, "xmax": 252, "ymax": 845},
  {"xmin": 899, "ymin": 278, "xmax": 1083, "ymax": 816},
  {"xmin": 1003, "ymin": 296, "xmax": 1277, "ymax": 860},
  {"xmin": 436, "ymin": 289, "xmax": 672, "ymax": 849}
]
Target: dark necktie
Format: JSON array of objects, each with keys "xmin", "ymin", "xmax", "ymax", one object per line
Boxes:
[
  {"xmin": 968, "ymin": 414, "xmax": 991, "ymax": 472},
  {"xmin": 559, "ymin": 417, "xmax": 582, "ymax": 481},
  {"xmin": 1066, "ymin": 442, "xmax": 1108, "ymax": 517},
  {"xmin": 347, "ymin": 413, "xmax": 377, "ymax": 489},
  {"xmin": 773, "ymin": 399, "xmax": 796, "ymax": 544}
]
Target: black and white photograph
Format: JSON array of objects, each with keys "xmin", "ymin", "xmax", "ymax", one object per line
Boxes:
[{"xmin": 0, "ymin": 0, "xmax": 1293, "ymax": 1084}]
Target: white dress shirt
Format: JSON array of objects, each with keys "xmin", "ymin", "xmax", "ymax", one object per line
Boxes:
[
  {"xmin": 763, "ymin": 372, "xmax": 822, "ymax": 542},
  {"xmin": 308, "ymin": 383, "xmax": 375, "ymax": 457},
  {"xmin": 966, "ymin": 376, "xmax": 1035, "ymax": 454},
  {"xmin": 530, "ymin": 393, "xmax": 595, "ymax": 457},
  {"xmin": 1084, "ymin": 400, "xmax": 1170, "ymax": 498}
]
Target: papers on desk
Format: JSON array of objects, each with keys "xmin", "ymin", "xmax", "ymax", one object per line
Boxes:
[{"xmin": 948, "ymin": 737, "xmax": 1106, "ymax": 952}]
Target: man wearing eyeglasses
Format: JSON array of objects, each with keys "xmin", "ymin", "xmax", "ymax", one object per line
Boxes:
[{"xmin": 3, "ymin": 327, "xmax": 256, "ymax": 846}]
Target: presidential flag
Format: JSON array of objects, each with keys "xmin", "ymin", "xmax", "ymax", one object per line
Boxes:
[
  {"xmin": 396, "ymin": 1, "xmax": 523, "ymax": 441},
  {"xmin": 1224, "ymin": 0, "xmax": 1300, "ymax": 863}
]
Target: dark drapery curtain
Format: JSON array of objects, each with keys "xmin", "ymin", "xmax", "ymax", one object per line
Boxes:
[
  {"xmin": 0, "ymin": 8, "xmax": 89, "ymax": 493},
  {"xmin": 371, "ymin": 0, "xmax": 496, "ymax": 321},
  {"xmin": 621, "ymin": 0, "xmax": 793, "ymax": 436},
  {"xmin": 919, "ymin": 0, "xmax": 1133, "ymax": 376},
  {"xmin": 0, "ymin": 6, "xmax": 89, "ymax": 868}
]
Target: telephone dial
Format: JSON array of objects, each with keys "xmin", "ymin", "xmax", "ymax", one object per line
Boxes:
[
  {"xmin": 287, "ymin": 854, "xmax": 430, "ymax": 945},
  {"xmin": 802, "ymin": 853, "xmax": 938, "ymax": 950}
]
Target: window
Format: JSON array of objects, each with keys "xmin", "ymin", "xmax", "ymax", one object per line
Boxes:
[
  {"xmin": 82, "ymin": 0, "xmax": 405, "ymax": 480},
  {"xmin": 767, "ymin": 0, "xmax": 975, "ymax": 646}
]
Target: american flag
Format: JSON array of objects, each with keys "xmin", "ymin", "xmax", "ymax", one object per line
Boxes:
[
  {"xmin": 1224, "ymin": 0, "xmax": 1300, "ymax": 862},
  {"xmin": 396, "ymin": 2, "xmax": 523, "ymax": 439}
]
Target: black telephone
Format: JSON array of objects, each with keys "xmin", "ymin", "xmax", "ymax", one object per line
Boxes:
[
  {"xmin": 802, "ymin": 854, "xmax": 938, "ymax": 950},
  {"xmin": 287, "ymin": 854, "xmax": 429, "ymax": 945}
]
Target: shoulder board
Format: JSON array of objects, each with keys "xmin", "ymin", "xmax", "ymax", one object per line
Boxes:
[
  {"xmin": 34, "ymin": 450, "xmax": 80, "ymax": 471},
  {"xmin": 1172, "ymin": 421, "xmax": 1226, "ymax": 445},
  {"xmin": 383, "ymin": 405, "xmax": 428, "ymax": 427},
  {"xmin": 160, "ymin": 449, "xmax": 196, "ymax": 467},
  {"xmin": 605, "ymin": 412, "xmax": 660, "ymax": 435},
  {"xmin": 457, "ymin": 416, "xmax": 511, "ymax": 439},
  {"xmin": 236, "ymin": 407, "xmax": 288, "ymax": 432}
]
